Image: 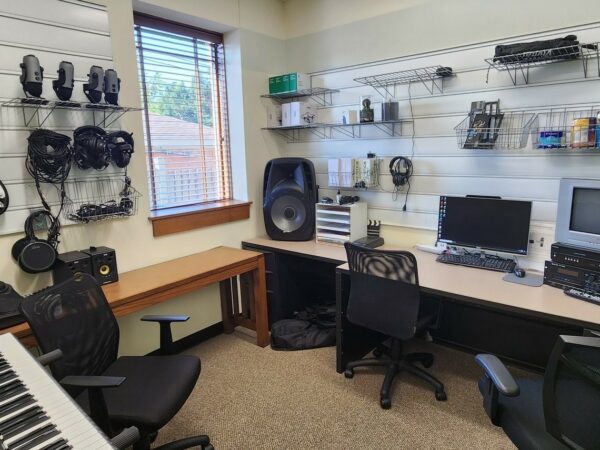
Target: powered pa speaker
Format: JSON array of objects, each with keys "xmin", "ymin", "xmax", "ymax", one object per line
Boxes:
[{"xmin": 263, "ymin": 158, "xmax": 317, "ymax": 241}]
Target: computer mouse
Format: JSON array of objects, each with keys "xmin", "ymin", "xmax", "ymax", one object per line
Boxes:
[{"xmin": 514, "ymin": 267, "xmax": 526, "ymax": 278}]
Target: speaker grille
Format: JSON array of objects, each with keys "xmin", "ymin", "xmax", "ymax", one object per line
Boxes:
[{"xmin": 271, "ymin": 195, "xmax": 307, "ymax": 233}]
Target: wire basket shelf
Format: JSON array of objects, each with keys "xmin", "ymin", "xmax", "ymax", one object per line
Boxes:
[
  {"xmin": 455, "ymin": 112, "xmax": 538, "ymax": 150},
  {"xmin": 535, "ymin": 107, "xmax": 600, "ymax": 150},
  {"xmin": 485, "ymin": 42, "xmax": 600, "ymax": 85},
  {"xmin": 354, "ymin": 65, "xmax": 454, "ymax": 96},
  {"xmin": 63, "ymin": 176, "xmax": 141, "ymax": 223}
]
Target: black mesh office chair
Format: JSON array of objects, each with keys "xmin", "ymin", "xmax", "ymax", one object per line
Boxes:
[
  {"xmin": 343, "ymin": 242, "xmax": 446, "ymax": 409},
  {"xmin": 476, "ymin": 335, "xmax": 600, "ymax": 450},
  {"xmin": 20, "ymin": 274, "xmax": 213, "ymax": 450}
]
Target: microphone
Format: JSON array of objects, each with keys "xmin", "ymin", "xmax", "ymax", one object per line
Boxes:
[
  {"xmin": 53, "ymin": 61, "xmax": 74, "ymax": 101},
  {"xmin": 19, "ymin": 55, "xmax": 44, "ymax": 98},
  {"xmin": 83, "ymin": 65, "xmax": 104, "ymax": 103},
  {"xmin": 104, "ymin": 69, "xmax": 120, "ymax": 105}
]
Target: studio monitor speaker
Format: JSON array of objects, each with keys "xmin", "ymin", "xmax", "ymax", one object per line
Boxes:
[
  {"xmin": 82, "ymin": 246, "xmax": 118, "ymax": 285},
  {"xmin": 263, "ymin": 158, "xmax": 317, "ymax": 241}
]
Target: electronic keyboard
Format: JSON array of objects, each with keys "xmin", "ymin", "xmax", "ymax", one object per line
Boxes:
[{"xmin": 0, "ymin": 333, "xmax": 115, "ymax": 450}]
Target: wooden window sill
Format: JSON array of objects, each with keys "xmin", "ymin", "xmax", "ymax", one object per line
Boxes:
[{"xmin": 148, "ymin": 200, "xmax": 252, "ymax": 237}]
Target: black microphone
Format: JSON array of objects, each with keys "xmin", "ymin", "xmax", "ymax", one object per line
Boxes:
[
  {"xmin": 19, "ymin": 54, "xmax": 44, "ymax": 98},
  {"xmin": 104, "ymin": 69, "xmax": 120, "ymax": 105},
  {"xmin": 83, "ymin": 65, "xmax": 104, "ymax": 103},
  {"xmin": 53, "ymin": 61, "xmax": 75, "ymax": 101}
]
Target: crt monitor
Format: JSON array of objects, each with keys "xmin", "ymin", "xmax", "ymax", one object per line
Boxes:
[
  {"xmin": 555, "ymin": 178, "xmax": 600, "ymax": 251},
  {"xmin": 437, "ymin": 196, "xmax": 532, "ymax": 255}
]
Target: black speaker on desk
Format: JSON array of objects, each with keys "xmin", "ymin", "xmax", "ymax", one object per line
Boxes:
[
  {"xmin": 52, "ymin": 251, "xmax": 93, "ymax": 284},
  {"xmin": 83, "ymin": 246, "xmax": 118, "ymax": 285},
  {"xmin": 263, "ymin": 158, "xmax": 317, "ymax": 241}
]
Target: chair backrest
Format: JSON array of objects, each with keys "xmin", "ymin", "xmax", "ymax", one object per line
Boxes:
[
  {"xmin": 344, "ymin": 242, "xmax": 420, "ymax": 340},
  {"xmin": 20, "ymin": 274, "xmax": 119, "ymax": 382},
  {"xmin": 543, "ymin": 335, "xmax": 600, "ymax": 449}
]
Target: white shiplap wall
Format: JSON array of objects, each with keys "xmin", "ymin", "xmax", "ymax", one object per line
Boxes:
[
  {"xmin": 0, "ymin": 0, "xmax": 122, "ymax": 235},
  {"xmin": 278, "ymin": 24, "xmax": 600, "ymax": 264}
]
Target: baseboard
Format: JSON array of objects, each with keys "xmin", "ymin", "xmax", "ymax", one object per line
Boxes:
[{"xmin": 147, "ymin": 321, "xmax": 224, "ymax": 356}]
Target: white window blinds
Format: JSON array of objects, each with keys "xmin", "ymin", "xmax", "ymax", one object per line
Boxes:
[{"xmin": 134, "ymin": 15, "xmax": 232, "ymax": 211}]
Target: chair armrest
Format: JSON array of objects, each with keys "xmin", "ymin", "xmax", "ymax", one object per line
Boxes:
[
  {"xmin": 37, "ymin": 349, "xmax": 63, "ymax": 367},
  {"xmin": 141, "ymin": 315, "xmax": 189, "ymax": 323},
  {"xmin": 60, "ymin": 375, "xmax": 126, "ymax": 389},
  {"xmin": 110, "ymin": 426, "xmax": 140, "ymax": 449},
  {"xmin": 475, "ymin": 354, "xmax": 520, "ymax": 397}
]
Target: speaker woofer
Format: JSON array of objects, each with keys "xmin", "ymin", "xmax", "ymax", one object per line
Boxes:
[{"xmin": 271, "ymin": 195, "xmax": 307, "ymax": 233}]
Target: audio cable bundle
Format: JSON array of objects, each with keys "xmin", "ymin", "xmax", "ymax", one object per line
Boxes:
[{"xmin": 389, "ymin": 156, "xmax": 413, "ymax": 211}]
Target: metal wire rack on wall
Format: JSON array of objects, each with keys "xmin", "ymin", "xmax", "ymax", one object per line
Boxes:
[
  {"xmin": 455, "ymin": 112, "xmax": 538, "ymax": 150},
  {"xmin": 62, "ymin": 176, "xmax": 141, "ymax": 223},
  {"xmin": 353, "ymin": 65, "xmax": 455, "ymax": 96},
  {"xmin": 535, "ymin": 107, "xmax": 600, "ymax": 150}
]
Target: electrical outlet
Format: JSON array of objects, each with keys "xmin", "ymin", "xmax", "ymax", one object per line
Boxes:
[{"xmin": 528, "ymin": 224, "xmax": 554, "ymax": 251}]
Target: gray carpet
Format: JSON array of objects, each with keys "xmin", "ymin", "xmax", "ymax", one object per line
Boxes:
[{"xmin": 153, "ymin": 331, "xmax": 518, "ymax": 449}]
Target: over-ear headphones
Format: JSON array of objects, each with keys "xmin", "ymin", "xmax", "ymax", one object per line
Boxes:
[
  {"xmin": 0, "ymin": 179, "xmax": 8, "ymax": 215},
  {"xmin": 73, "ymin": 126, "xmax": 110, "ymax": 170},
  {"xmin": 389, "ymin": 156, "xmax": 413, "ymax": 187},
  {"xmin": 106, "ymin": 131, "xmax": 134, "ymax": 168},
  {"xmin": 11, "ymin": 210, "xmax": 59, "ymax": 274}
]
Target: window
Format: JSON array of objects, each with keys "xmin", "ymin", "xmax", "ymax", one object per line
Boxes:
[{"xmin": 134, "ymin": 14, "xmax": 232, "ymax": 211}]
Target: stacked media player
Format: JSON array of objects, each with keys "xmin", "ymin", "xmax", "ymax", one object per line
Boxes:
[{"xmin": 544, "ymin": 243, "xmax": 600, "ymax": 290}]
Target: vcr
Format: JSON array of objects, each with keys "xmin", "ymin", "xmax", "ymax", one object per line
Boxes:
[
  {"xmin": 544, "ymin": 261, "xmax": 600, "ymax": 290},
  {"xmin": 551, "ymin": 242, "xmax": 600, "ymax": 272}
]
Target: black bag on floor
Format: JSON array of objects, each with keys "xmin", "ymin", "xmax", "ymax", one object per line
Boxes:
[{"xmin": 270, "ymin": 302, "xmax": 336, "ymax": 350}]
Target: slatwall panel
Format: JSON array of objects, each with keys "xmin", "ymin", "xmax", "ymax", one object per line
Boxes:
[
  {"xmin": 280, "ymin": 24, "xmax": 600, "ymax": 263},
  {"xmin": 0, "ymin": 0, "xmax": 118, "ymax": 235}
]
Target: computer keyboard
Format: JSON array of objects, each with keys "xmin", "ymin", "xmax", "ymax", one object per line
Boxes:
[
  {"xmin": 564, "ymin": 288, "xmax": 600, "ymax": 306},
  {"xmin": 436, "ymin": 253, "xmax": 516, "ymax": 273}
]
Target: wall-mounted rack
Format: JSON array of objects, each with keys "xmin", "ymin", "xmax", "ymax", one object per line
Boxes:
[
  {"xmin": 455, "ymin": 112, "xmax": 538, "ymax": 150},
  {"xmin": 261, "ymin": 87, "xmax": 339, "ymax": 106},
  {"xmin": 263, "ymin": 119, "xmax": 412, "ymax": 143},
  {"xmin": 485, "ymin": 42, "xmax": 600, "ymax": 85},
  {"xmin": 353, "ymin": 65, "xmax": 454, "ymax": 96},
  {"xmin": 535, "ymin": 107, "xmax": 600, "ymax": 150},
  {"xmin": 0, "ymin": 98, "xmax": 142, "ymax": 128}
]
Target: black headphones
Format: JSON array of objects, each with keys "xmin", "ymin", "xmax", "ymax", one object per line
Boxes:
[
  {"xmin": 11, "ymin": 210, "xmax": 59, "ymax": 274},
  {"xmin": 389, "ymin": 156, "xmax": 413, "ymax": 188},
  {"xmin": 73, "ymin": 126, "xmax": 110, "ymax": 170},
  {"xmin": 0, "ymin": 179, "xmax": 8, "ymax": 215},
  {"xmin": 106, "ymin": 131, "xmax": 134, "ymax": 168}
]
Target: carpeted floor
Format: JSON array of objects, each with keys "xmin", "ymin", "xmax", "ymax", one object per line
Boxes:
[{"xmin": 153, "ymin": 331, "xmax": 520, "ymax": 449}]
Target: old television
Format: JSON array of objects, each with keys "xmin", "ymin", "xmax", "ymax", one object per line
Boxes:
[{"xmin": 555, "ymin": 178, "xmax": 600, "ymax": 251}]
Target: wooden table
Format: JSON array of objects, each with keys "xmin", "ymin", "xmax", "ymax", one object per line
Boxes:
[{"xmin": 2, "ymin": 246, "xmax": 270, "ymax": 348}]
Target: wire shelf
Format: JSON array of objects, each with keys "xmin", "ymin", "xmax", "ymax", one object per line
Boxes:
[
  {"xmin": 63, "ymin": 176, "xmax": 141, "ymax": 223},
  {"xmin": 261, "ymin": 87, "xmax": 339, "ymax": 106},
  {"xmin": 485, "ymin": 42, "xmax": 600, "ymax": 85},
  {"xmin": 535, "ymin": 107, "xmax": 600, "ymax": 150},
  {"xmin": 455, "ymin": 112, "xmax": 538, "ymax": 150},
  {"xmin": 354, "ymin": 65, "xmax": 454, "ymax": 96},
  {"xmin": 0, "ymin": 97, "xmax": 142, "ymax": 128}
]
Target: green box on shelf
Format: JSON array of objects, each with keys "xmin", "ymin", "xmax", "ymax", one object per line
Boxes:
[
  {"xmin": 281, "ymin": 74, "xmax": 290, "ymax": 93},
  {"xmin": 268, "ymin": 75, "xmax": 285, "ymax": 94}
]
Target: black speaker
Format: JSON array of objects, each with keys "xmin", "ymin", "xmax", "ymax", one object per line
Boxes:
[
  {"xmin": 82, "ymin": 246, "xmax": 118, "ymax": 285},
  {"xmin": 52, "ymin": 251, "xmax": 93, "ymax": 284},
  {"xmin": 263, "ymin": 158, "xmax": 317, "ymax": 241}
]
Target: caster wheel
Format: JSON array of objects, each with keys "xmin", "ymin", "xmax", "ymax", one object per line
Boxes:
[
  {"xmin": 421, "ymin": 354, "xmax": 434, "ymax": 368},
  {"xmin": 344, "ymin": 369, "xmax": 354, "ymax": 379},
  {"xmin": 435, "ymin": 390, "xmax": 447, "ymax": 401},
  {"xmin": 204, "ymin": 445, "xmax": 214, "ymax": 450},
  {"xmin": 380, "ymin": 397, "xmax": 391, "ymax": 409},
  {"xmin": 373, "ymin": 346, "xmax": 384, "ymax": 358}
]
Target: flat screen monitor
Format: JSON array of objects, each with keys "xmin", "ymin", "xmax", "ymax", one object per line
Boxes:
[
  {"xmin": 437, "ymin": 196, "xmax": 532, "ymax": 255},
  {"xmin": 556, "ymin": 179, "xmax": 600, "ymax": 250}
]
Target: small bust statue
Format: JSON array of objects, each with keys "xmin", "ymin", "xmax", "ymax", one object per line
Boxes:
[{"xmin": 360, "ymin": 98, "xmax": 374, "ymax": 123}]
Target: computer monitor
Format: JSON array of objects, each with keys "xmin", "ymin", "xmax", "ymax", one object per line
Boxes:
[
  {"xmin": 437, "ymin": 196, "xmax": 532, "ymax": 255},
  {"xmin": 556, "ymin": 178, "xmax": 600, "ymax": 251}
]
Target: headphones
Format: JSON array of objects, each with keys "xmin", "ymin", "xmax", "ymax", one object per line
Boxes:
[
  {"xmin": 11, "ymin": 210, "xmax": 59, "ymax": 274},
  {"xmin": 106, "ymin": 131, "xmax": 134, "ymax": 168},
  {"xmin": 0, "ymin": 179, "xmax": 8, "ymax": 215},
  {"xmin": 73, "ymin": 126, "xmax": 110, "ymax": 170},
  {"xmin": 389, "ymin": 156, "xmax": 413, "ymax": 188}
]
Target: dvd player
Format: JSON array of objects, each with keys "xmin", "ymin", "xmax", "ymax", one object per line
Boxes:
[
  {"xmin": 551, "ymin": 242, "xmax": 600, "ymax": 272},
  {"xmin": 544, "ymin": 260, "xmax": 600, "ymax": 290}
]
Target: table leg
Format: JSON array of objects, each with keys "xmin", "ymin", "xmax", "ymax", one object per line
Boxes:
[
  {"xmin": 219, "ymin": 279, "xmax": 235, "ymax": 334},
  {"xmin": 252, "ymin": 256, "xmax": 270, "ymax": 347}
]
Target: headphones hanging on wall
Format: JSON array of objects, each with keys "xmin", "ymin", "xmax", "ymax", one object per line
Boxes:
[
  {"xmin": 73, "ymin": 126, "xmax": 110, "ymax": 170},
  {"xmin": 0, "ymin": 180, "xmax": 8, "ymax": 215},
  {"xmin": 389, "ymin": 156, "xmax": 413, "ymax": 188},
  {"xmin": 106, "ymin": 131, "xmax": 134, "ymax": 168},
  {"xmin": 11, "ymin": 210, "xmax": 59, "ymax": 274}
]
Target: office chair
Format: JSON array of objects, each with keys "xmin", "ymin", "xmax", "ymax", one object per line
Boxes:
[
  {"xmin": 20, "ymin": 274, "xmax": 213, "ymax": 450},
  {"xmin": 476, "ymin": 335, "xmax": 600, "ymax": 450},
  {"xmin": 343, "ymin": 242, "xmax": 446, "ymax": 409}
]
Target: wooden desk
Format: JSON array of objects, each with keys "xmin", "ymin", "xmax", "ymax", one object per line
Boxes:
[
  {"xmin": 243, "ymin": 236, "xmax": 600, "ymax": 371},
  {"xmin": 2, "ymin": 246, "xmax": 269, "ymax": 348}
]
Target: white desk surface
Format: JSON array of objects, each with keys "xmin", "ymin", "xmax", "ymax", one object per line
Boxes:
[{"xmin": 243, "ymin": 236, "xmax": 600, "ymax": 328}]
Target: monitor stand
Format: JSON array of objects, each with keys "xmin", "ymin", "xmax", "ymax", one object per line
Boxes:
[{"xmin": 502, "ymin": 272, "xmax": 544, "ymax": 287}]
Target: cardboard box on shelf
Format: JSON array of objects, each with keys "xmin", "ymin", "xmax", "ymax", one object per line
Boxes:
[
  {"xmin": 341, "ymin": 110, "xmax": 359, "ymax": 124},
  {"xmin": 266, "ymin": 104, "xmax": 282, "ymax": 128},
  {"xmin": 290, "ymin": 101, "xmax": 317, "ymax": 126},
  {"xmin": 282, "ymin": 103, "xmax": 292, "ymax": 127}
]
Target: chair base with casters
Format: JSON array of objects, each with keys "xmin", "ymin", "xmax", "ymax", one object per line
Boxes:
[{"xmin": 344, "ymin": 337, "xmax": 446, "ymax": 409}]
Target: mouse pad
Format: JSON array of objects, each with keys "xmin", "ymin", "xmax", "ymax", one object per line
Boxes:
[{"xmin": 502, "ymin": 272, "xmax": 544, "ymax": 287}]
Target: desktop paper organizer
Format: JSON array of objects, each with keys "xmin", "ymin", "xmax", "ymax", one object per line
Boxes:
[{"xmin": 315, "ymin": 202, "xmax": 368, "ymax": 245}]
